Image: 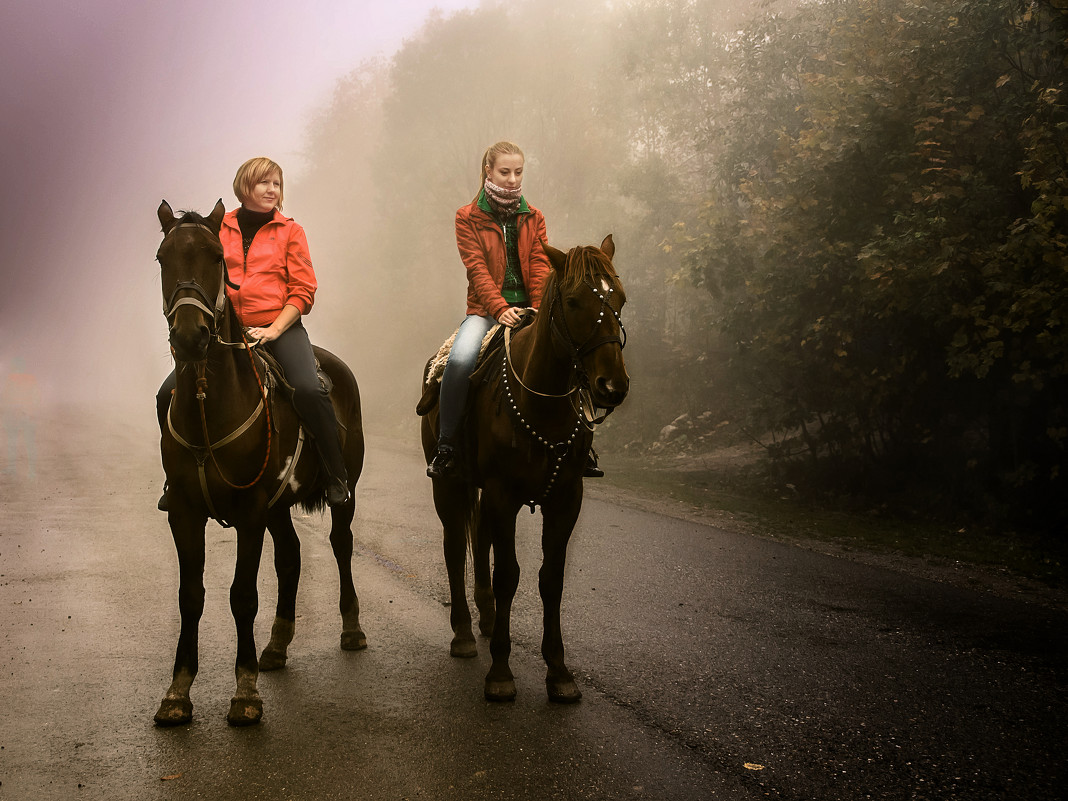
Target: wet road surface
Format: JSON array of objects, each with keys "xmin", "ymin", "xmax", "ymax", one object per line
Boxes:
[{"xmin": 1, "ymin": 408, "xmax": 1065, "ymax": 800}]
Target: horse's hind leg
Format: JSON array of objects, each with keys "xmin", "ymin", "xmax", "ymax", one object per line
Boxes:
[
  {"xmin": 155, "ymin": 512, "xmax": 206, "ymax": 726},
  {"xmin": 539, "ymin": 487, "xmax": 583, "ymax": 703},
  {"xmin": 435, "ymin": 479, "xmax": 478, "ymax": 657},
  {"xmin": 481, "ymin": 488, "xmax": 521, "ymax": 702},
  {"xmin": 259, "ymin": 510, "xmax": 301, "ymax": 671},
  {"xmin": 329, "ymin": 499, "xmax": 366, "ymax": 651},
  {"xmin": 227, "ymin": 522, "xmax": 267, "ymax": 726}
]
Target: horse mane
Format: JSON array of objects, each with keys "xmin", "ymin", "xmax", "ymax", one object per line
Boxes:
[
  {"xmin": 557, "ymin": 245, "xmax": 621, "ymax": 295},
  {"xmin": 175, "ymin": 209, "xmax": 212, "ymax": 226}
]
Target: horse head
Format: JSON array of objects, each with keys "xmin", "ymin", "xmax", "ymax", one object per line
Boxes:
[
  {"xmin": 543, "ymin": 235, "xmax": 630, "ymax": 416},
  {"xmin": 156, "ymin": 199, "xmax": 228, "ymax": 362}
]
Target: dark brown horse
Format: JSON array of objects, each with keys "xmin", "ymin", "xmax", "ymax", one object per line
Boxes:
[
  {"xmin": 154, "ymin": 200, "xmax": 365, "ymax": 726},
  {"xmin": 419, "ymin": 235, "xmax": 629, "ymax": 702}
]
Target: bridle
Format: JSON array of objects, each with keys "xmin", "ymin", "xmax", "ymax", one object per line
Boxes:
[
  {"xmin": 160, "ymin": 221, "xmax": 232, "ymax": 337},
  {"xmin": 158, "ymin": 218, "xmax": 292, "ymax": 523},
  {"xmin": 499, "ymin": 253, "xmax": 627, "ymax": 510},
  {"xmin": 504, "ymin": 257, "xmax": 627, "ymax": 404},
  {"xmin": 547, "ymin": 274, "xmax": 627, "ymax": 365}
]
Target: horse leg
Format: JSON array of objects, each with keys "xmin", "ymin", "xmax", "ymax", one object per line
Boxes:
[
  {"xmin": 472, "ymin": 501, "xmax": 495, "ymax": 639},
  {"xmin": 540, "ymin": 485, "xmax": 583, "ymax": 703},
  {"xmin": 227, "ymin": 522, "xmax": 266, "ymax": 726},
  {"xmin": 329, "ymin": 498, "xmax": 366, "ymax": 651},
  {"xmin": 481, "ymin": 489, "xmax": 521, "ymax": 702},
  {"xmin": 434, "ymin": 479, "xmax": 478, "ymax": 657},
  {"xmin": 259, "ymin": 510, "xmax": 301, "ymax": 671},
  {"xmin": 154, "ymin": 510, "xmax": 207, "ymax": 726}
]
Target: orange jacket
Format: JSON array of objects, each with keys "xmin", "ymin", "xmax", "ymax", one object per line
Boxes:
[
  {"xmin": 455, "ymin": 195, "xmax": 551, "ymax": 320},
  {"xmin": 220, "ymin": 208, "xmax": 317, "ymax": 327}
]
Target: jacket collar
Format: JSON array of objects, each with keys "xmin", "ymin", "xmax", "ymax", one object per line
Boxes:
[{"xmin": 221, "ymin": 206, "xmax": 288, "ymax": 231}]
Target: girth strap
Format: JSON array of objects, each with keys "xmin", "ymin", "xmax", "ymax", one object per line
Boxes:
[{"xmin": 166, "ymin": 395, "xmax": 265, "ymax": 526}]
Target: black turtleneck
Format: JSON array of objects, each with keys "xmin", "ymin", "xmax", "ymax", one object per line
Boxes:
[{"xmin": 236, "ymin": 206, "xmax": 276, "ymax": 256}]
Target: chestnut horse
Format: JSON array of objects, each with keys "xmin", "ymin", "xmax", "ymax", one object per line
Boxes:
[
  {"xmin": 154, "ymin": 200, "xmax": 365, "ymax": 726},
  {"xmin": 419, "ymin": 235, "xmax": 629, "ymax": 702}
]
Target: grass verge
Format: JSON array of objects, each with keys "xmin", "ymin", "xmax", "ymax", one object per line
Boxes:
[{"xmin": 601, "ymin": 455, "xmax": 1068, "ymax": 593}]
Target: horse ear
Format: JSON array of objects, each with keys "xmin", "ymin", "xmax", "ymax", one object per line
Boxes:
[
  {"xmin": 208, "ymin": 199, "xmax": 225, "ymax": 233},
  {"xmin": 599, "ymin": 234, "xmax": 615, "ymax": 260},
  {"xmin": 158, "ymin": 200, "xmax": 176, "ymax": 234},
  {"xmin": 544, "ymin": 242, "xmax": 567, "ymax": 272}
]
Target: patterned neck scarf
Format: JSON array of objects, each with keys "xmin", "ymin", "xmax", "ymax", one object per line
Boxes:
[{"xmin": 484, "ymin": 178, "xmax": 523, "ymax": 215}]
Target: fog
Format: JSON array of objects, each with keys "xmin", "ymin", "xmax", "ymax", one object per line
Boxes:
[
  {"xmin": 0, "ymin": 0, "xmax": 480, "ymax": 431},
  {"xmin": 1, "ymin": 0, "xmax": 764, "ymax": 453}
]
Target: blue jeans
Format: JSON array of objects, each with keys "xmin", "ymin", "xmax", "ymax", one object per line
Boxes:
[{"xmin": 438, "ymin": 314, "xmax": 497, "ymax": 443}]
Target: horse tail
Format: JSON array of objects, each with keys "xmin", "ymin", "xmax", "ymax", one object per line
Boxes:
[{"xmin": 464, "ymin": 481, "xmax": 481, "ymax": 558}]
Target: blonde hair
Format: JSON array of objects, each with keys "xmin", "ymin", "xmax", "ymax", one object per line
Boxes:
[
  {"xmin": 474, "ymin": 141, "xmax": 524, "ymax": 203},
  {"xmin": 233, "ymin": 157, "xmax": 284, "ymax": 211}
]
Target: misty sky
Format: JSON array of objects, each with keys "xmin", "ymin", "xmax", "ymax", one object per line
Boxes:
[{"xmin": 0, "ymin": 0, "xmax": 475, "ymax": 412}]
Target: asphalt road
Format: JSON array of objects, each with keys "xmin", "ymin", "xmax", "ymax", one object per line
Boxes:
[{"xmin": 1, "ymin": 408, "xmax": 1065, "ymax": 800}]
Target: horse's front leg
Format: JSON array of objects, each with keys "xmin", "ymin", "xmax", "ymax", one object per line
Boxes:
[
  {"xmin": 434, "ymin": 478, "xmax": 479, "ymax": 657},
  {"xmin": 540, "ymin": 482, "xmax": 583, "ymax": 703},
  {"xmin": 259, "ymin": 510, "xmax": 301, "ymax": 671},
  {"xmin": 227, "ymin": 521, "xmax": 267, "ymax": 726},
  {"xmin": 481, "ymin": 486, "xmax": 521, "ymax": 701},
  {"xmin": 155, "ymin": 507, "xmax": 207, "ymax": 726},
  {"xmin": 329, "ymin": 496, "xmax": 366, "ymax": 651}
]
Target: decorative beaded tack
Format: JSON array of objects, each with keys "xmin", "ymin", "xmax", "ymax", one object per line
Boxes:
[{"xmin": 502, "ymin": 357, "xmax": 583, "ymax": 510}]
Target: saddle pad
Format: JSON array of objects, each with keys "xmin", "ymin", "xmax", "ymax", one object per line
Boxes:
[{"xmin": 423, "ymin": 323, "xmax": 502, "ymax": 387}]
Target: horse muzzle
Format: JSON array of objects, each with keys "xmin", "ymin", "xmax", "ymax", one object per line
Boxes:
[
  {"xmin": 589, "ymin": 372, "xmax": 630, "ymax": 410},
  {"xmin": 168, "ymin": 319, "xmax": 211, "ymax": 362}
]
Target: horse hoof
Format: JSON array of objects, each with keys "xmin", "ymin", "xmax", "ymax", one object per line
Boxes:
[
  {"xmin": 226, "ymin": 697, "xmax": 263, "ymax": 727},
  {"xmin": 258, "ymin": 648, "xmax": 288, "ymax": 671},
  {"xmin": 450, "ymin": 637, "xmax": 477, "ymax": 658},
  {"xmin": 547, "ymin": 680, "xmax": 582, "ymax": 704},
  {"xmin": 153, "ymin": 698, "xmax": 193, "ymax": 727},
  {"xmin": 484, "ymin": 679, "xmax": 517, "ymax": 702},
  {"xmin": 341, "ymin": 630, "xmax": 367, "ymax": 651}
]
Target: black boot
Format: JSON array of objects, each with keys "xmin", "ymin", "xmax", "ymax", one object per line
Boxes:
[
  {"xmin": 325, "ymin": 477, "xmax": 351, "ymax": 507},
  {"xmin": 583, "ymin": 448, "xmax": 604, "ymax": 478},
  {"xmin": 316, "ymin": 432, "xmax": 351, "ymax": 507},
  {"xmin": 426, "ymin": 441, "xmax": 459, "ymax": 479}
]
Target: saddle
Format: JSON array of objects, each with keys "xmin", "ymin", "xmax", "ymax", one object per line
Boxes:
[
  {"xmin": 254, "ymin": 343, "xmax": 334, "ymax": 403},
  {"xmin": 416, "ymin": 310, "xmax": 535, "ymax": 416}
]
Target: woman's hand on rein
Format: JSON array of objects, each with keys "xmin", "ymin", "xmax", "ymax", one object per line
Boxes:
[
  {"xmin": 245, "ymin": 326, "xmax": 277, "ymax": 344},
  {"xmin": 498, "ymin": 308, "xmax": 523, "ymax": 328}
]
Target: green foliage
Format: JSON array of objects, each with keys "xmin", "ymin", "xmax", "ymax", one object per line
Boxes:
[
  {"xmin": 684, "ymin": 0, "xmax": 1068, "ymax": 527},
  {"xmin": 298, "ymin": 0, "xmax": 1066, "ymax": 530}
]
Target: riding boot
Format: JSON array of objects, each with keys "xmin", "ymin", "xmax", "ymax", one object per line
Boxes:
[
  {"xmin": 583, "ymin": 447, "xmax": 604, "ymax": 478},
  {"xmin": 156, "ymin": 376, "xmax": 175, "ymax": 510},
  {"xmin": 426, "ymin": 438, "xmax": 459, "ymax": 479},
  {"xmin": 313, "ymin": 429, "xmax": 351, "ymax": 507}
]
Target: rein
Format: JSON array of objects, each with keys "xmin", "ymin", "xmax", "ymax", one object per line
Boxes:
[
  {"xmin": 194, "ymin": 332, "xmax": 273, "ymax": 491},
  {"xmin": 161, "ymin": 217, "xmax": 305, "ymax": 524},
  {"xmin": 498, "ymin": 255, "xmax": 626, "ymax": 511}
]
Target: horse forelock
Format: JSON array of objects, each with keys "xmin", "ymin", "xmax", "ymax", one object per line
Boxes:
[{"xmin": 560, "ymin": 245, "xmax": 623, "ymax": 298}]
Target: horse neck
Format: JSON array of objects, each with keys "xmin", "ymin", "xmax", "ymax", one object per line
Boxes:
[
  {"xmin": 512, "ymin": 297, "xmax": 576, "ymax": 398},
  {"xmin": 171, "ymin": 308, "xmax": 261, "ymax": 423}
]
